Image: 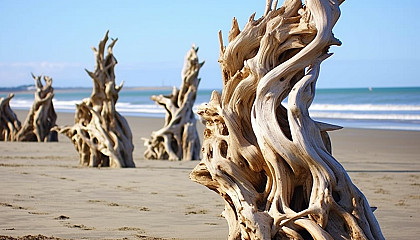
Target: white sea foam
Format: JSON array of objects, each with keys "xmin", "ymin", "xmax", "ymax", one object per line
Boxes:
[
  {"xmin": 116, "ymin": 102, "xmax": 166, "ymax": 114},
  {"xmin": 309, "ymin": 111, "xmax": 420, "ymax": 121},
  {"xmin": 6, "ymin": 87, "xmax": 419, "ymax": 130},
  {"xmin": 10, "ymin": 99, "xmax": 420, "ymax": 120},
  {"xmin": 310, "ymin": 103, "xmax": 420, "ymax": 111},
  {"xmin": 10, "ymin": 99, "xmax": 166, "ymax": 114},
  {"xmin": 9, "ymin": 99, "xmax": 34, "ymax": 109}
]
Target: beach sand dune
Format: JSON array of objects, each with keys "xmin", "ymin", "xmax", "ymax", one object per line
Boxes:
[{"xmin": 1, "ymin": 111, "xmax": 419, "ymax": 239}]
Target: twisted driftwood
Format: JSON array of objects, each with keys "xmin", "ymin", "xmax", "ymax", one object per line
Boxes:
[
  {"xmin": 54, "ymin": 31, "xmax": 134, "ymax": 168},
  {"xmin": 15, "ymin": 74, "xmax": 58, "ymax": 142},
  {"xmin": 0, "ymin": 74, "xmax": 57, "ymax": 142},
  {"xmin": 190, "ymin": 0, "xmax": 384, "ymax": 239},
  {"xmin": 143, "ymin": 45, "xmax": 204, "ymax": 161},
  {"xmin": 0, "ymin": 94, "xmax": 21, "ymax": 141}
]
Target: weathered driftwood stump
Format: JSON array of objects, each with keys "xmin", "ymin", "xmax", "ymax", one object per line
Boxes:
[
  {"xmin": 15, "ymin": 74, "xmax": 58, "ymax": 142},
  {"xmin": 143, "ymin": 45, "xmax": 204, "ymax": 161},
  {"xmin": 190, "ymin": 0, "xmax": 384, "ymax": 239},
  {"xmin": 0, "ymin": 94, "xmax": 21, "ymax": 141},
  {"xmin": 54, "ymin": 31, "xmax": 135, "ymax": 168},
  {"xmin": 0, "ymin": 74, "xmax": 57, "ymax": 142}
]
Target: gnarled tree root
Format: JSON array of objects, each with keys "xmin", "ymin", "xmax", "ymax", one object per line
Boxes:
[
  {"xmin": 143, "ymin": 45, "xmax": 204, "ymax": 161},
  {"xmin": 54, "ymin": 31, "xmax": 134, "ymax": 168},
  {"xmin": 190, "ymin": 0, "xmax": 384, "ymax": 239}
]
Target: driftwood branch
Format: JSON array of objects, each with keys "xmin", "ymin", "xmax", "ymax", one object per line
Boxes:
[
  {"xmin": 54, "ymin": 31, "xmax": 134, "ymax": 168},
  {"xmin": 190, "ymin": 0, "xmax": 384, "ymax": 239},
  {"xmin": 143, "ymin": 45, "xmax": 204, "ymax": 161}
]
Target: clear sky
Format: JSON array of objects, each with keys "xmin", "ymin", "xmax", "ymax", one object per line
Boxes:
[{"xmin": 1, "ymin": 0, "xmax": 419, "ymax": 89}]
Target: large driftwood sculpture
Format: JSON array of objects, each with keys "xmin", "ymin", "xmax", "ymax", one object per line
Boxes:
[
  {"xmin": 0, "ymin": 74, "xmax": 57, "ymax": 142},
  {"xmin": 143, "ymin": 45, "xmax": 204, "ymax": 161},
  {"xmin": 190, "ymin": 0, "xmax": 384, "ymax": 239},
  {"xmin": 0, "ymin": 94, "xmax": 21, "ymax": 141},
  {"xmin": 15, "ymin": 74, "xmax": 58, "ymax": 142},
  {"xmin": 54, "ymin": 31, "xmax": 135, "ymax": 168}
]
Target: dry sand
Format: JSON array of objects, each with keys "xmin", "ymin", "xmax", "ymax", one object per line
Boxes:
[{"xmin": 1, "ymin": 111, "xmax": 419, "ymax": 239}]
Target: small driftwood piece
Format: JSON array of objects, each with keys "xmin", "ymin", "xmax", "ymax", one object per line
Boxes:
[
  {"xmin": 143, "ymin": 45, "xmax": 204, "ymax": 161},
  {"xmin": 54, "ymin": 31, "xmax": 134, "ymax": 168},
  {"xmin": 190, "ymin": 0, "xmax": 384, "ymax": 239},
  {"xmin": 0, "ymin": 93, "xmax": 21, "ymax": 141},
  {"xmin": 15, "ymin": 74, "xmax": 58, "ymax": 142}
]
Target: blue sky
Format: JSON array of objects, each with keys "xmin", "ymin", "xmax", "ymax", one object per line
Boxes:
[{"xmin": 1, "ymin": 0, "xmax": 419, "ymax": 89}]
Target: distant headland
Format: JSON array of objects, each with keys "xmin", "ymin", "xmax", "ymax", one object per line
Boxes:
[{"xmin": 0, "ymin": 84, "xmax": 36, "ymax": 92}]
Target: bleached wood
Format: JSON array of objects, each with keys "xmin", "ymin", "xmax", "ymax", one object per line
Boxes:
[
  {"xmin": 0, "ymin": 75, "xmax": 57, "ymax": 142},
  {"xmin": 0, "ymin": 94, "xmax": 21, "ymax": 141},
  {"xmin": 190, "ymin": 0, "xmax": 384, "ymax": 239},
  {"xmin": 14, "ymin": 74, "xmax": 58, "ymax": 142},
  {"xmin": 54, "ymin": 31, "xmax": 134, "ymax": 168},
  {"xmin": 143, "ymin": 45, "xmax": 204, "ymax": 161}
]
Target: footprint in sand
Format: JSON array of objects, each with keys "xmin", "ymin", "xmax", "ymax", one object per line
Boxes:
[
  {"xmin": 54, "ymin": 215, "xmax": 94, "ymax": 230},
  {"xmin": 54, "ymin": 215, "xmax": 70, "ymax": 220},
  {"xmin": 63, "ymin": 222, "xmax": 95, "ymax": 230},
  {"xmin": 28, "ymin": 211, "xmax": 49, "ymax": 215},
  {"xmin": 0, "ymin": 202, "xmax": 29, "ymax": 210},
  {"xmin": 395, "ymin": 199, "xmax": 409, "ymax": 206},
  {"xmin": 374, "ymin": 188, "xmax": 390, "ymax": 194},
  {"xmin": 117, "ymin": 226, "xmax": 145, "ymax": 233},
  {"xmin": 87, "ymin": 199, "xmax": 150, "ymax": 212},
  {"xmin": 184, "ymin": 205, "xmax": 208, "ymax": 215}
]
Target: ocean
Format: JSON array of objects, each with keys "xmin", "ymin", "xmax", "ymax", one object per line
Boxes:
[{"xmin": 5, "ymin": 87, "xmax": 420, "ymax": 131}]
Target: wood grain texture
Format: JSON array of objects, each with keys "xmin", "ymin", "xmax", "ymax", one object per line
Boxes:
[
  {"xmin": 190, "ymin": 0, "xmax": 384, "ymax": 239},
  {"xmin": 143, "ymin": 45, "xmax": 204, "ymax": 161},
  {"xmin": 1, "ymin": 74, "xmax": 57, "ymax": 142},
  {"xmin": 54, "ymin": 31, "xmax": 134, "ymax": 168}
]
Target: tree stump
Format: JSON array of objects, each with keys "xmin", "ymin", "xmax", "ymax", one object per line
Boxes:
[
  {"xmin": 14, "ymin": 74, "xmax": 58, "ymax": 142},
  {"xmin": 143, "ymin": 45, "xmax": 204, "ymax": 161},
  {"xmin": 190, "ymin": 0, "xmax": 384, "ymax": 239},
  {"xmin": 0, "ymin": 74, "xmax": 57, "ymax": 142},
  {"xmin": 0, "ymin": 93, "xmax": 21, "ymax": 141},
  {"xmin": 54, "ymin": 31, "xmax": 135, "ymax": 168}
]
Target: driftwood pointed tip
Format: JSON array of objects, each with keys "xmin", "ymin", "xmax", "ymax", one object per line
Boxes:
[{"xmin": 315, "ymin": 121, "xmax": 343, "ymax": 131}]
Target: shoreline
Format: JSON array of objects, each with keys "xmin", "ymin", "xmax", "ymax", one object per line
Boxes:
[
  {"xmin": 0, "ymin": 111, "xmax": 419, "ymax": 239},
  {"xmin": 4, "ymin": 86, "xmax": 420, "ymax": 132},
  {"xmin": 11, "ymin": 108, "xmax": 420, "ymax": 132}
]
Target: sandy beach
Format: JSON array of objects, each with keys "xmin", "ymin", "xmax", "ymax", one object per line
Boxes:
[{"xmin": 1, "ymin": 110, "xmax": 419, "ymax": 239}]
